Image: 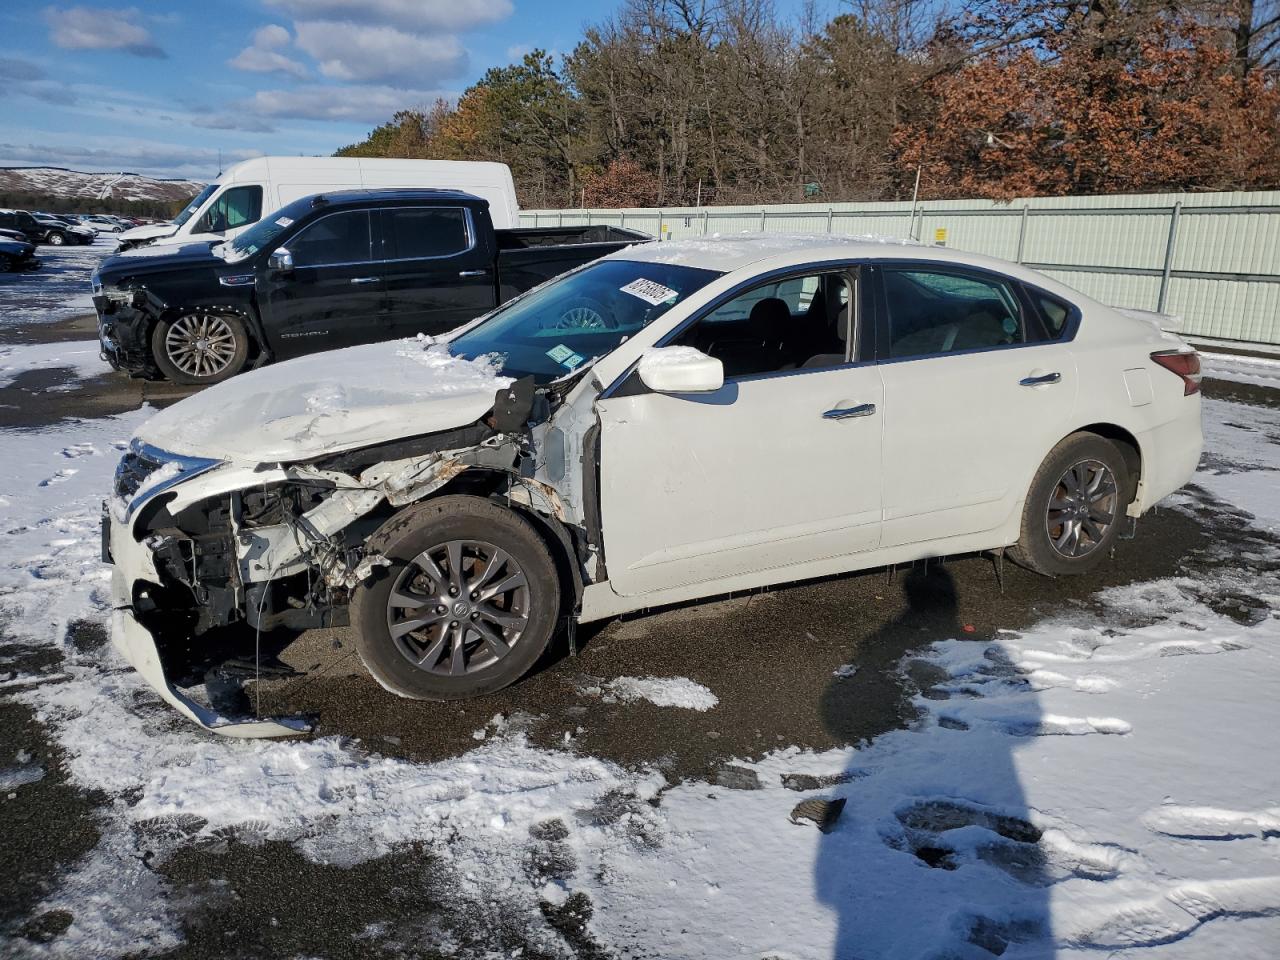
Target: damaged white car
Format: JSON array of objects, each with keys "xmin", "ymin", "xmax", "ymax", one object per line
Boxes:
[{"xmin": 105, "ymin": 236, "xmax": 1204, "ymax": 736}]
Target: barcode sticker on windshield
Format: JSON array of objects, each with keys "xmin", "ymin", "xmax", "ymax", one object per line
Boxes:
[
  {"xmin": 620, "ymin": 278, "xmax": 678, "ymax": 306},
  {"xmin": 275, "ymin": 216, "xmax": 294, "ymax": 227}
]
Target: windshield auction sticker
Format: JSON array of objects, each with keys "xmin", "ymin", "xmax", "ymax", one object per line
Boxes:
[
  {"xmin": 546, "ymin": 344, "xmax": 587, "ymax": 370},
  {"xmin": 620, "ymin": 278, "xmax": 678, "ymax": 306}
]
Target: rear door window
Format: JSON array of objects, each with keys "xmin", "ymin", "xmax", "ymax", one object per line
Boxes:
[
  {"xmin": 883, "ymin": 267, "xmax": 1026, "ymax": 359},
  {"xmin": 382, "ymin": 207, "xmax": 471, "ymax": 260}
]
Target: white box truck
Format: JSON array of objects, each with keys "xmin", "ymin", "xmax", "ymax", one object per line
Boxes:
[{"xmin": 117, "ymin": 157, "xmax": 520, "ymax": 252}]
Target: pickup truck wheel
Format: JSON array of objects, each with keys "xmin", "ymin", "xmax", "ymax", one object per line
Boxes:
[
  {"xmin": 151, "ymin": 312, "xmax": 250, "ymax": 385},
  {"xmin": 353, "ymin": 496, "xmax": 561, "ymax": 700},
  {"xmin": 549, "ymin": 296, "xmax": 614, "ymax": 331},
  {"xmin": 47, "ymin": 231, "xmax": 66, "ymax": 246},
  {"xmin": 1008, "ymin": 433, "xmax": 1130, "ymax": 577}
]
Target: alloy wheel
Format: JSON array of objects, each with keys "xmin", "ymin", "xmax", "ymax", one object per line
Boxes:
[
  {"xmin": 1045, "ymin": 458, "xmax": 1118, "ymax": 559},
  {"xmin": 164, "ymin": 314, "xmax": 239, "ymax": 379},
  {"xmin": 386, "ymin": 539, "xmax": 531, "ymax": 676},
  {"xmin": 554, "ymin": 305, "xmax": 610, "ymax": 329}
]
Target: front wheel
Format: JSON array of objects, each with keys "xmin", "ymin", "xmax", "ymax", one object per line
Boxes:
[
  {"xmin": 352, "ymin": 496, "xmax": 561, "ymax": 700},
  {"xmin": 151, "ymin": 311, "xmax": 250, "ymax": 385},
  {"xmin": 1009, "ymin": 433, "xmax": 1131, "ymax": 577},
  {"xmin": 47, "ymin": 232, "xmax": 66, "ymax": 246}
]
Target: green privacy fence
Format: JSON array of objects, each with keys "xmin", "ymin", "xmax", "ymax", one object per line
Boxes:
[{"xmin": 521, "ymin": 190, "xmax": 1280, "ymax": 346}]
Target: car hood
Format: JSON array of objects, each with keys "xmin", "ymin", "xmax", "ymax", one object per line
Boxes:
[
  {"xmin": 119, "ymin": 223, "xmax": 176, "ymax": 242},
  {"xmin": 135, "ymin": 338, "xmax": 513, "ymax": 463},
  {"xmin": 96, "ymin": 243, "xmax": 223, "ymax": 283}
]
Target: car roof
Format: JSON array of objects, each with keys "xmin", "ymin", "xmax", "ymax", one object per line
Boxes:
[
  {"xmin": 604, "ymin": 233, "xmax": 1031, "ymax": 273},
  {"xmin": 306, "ymin": 188, "xmax": 486, "ymax": 208},
  {"xmin": 602, "ymin": 232, "xmax": 1097, "ymax": 301}
]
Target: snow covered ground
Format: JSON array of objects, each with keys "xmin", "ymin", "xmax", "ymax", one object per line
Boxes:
[
  {"xmin": 0, "ymin": 271, "xmax": 1278, "ymax": 957},
  {"xmin": 0, "ymin": 237, "xmax": 107, "ymax": 327}
]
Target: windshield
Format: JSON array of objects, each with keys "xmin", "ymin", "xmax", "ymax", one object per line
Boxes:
[
  {"xmin": 172, "ymin": 184, "xmax": 217, "ymax": 228},
  {"xmin": 222, "ymin": 196, "xmax": 313, "ymax": 263},
  {"xmin": 449, "ymin": 259, "xmax": 721, "ymax": 383}
]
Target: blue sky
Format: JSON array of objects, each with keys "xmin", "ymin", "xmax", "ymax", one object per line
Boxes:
[{"xmin": 0, "ymin": 1, "xmax": 638, "ymax": 182}]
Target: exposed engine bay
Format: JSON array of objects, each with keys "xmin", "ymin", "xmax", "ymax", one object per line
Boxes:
[{"xmin": 108, "ymin": 372, "xmax": 601, "ymax": 721}]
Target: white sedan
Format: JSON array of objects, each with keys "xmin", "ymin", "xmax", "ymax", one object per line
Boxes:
[{"xmin": 104, "ymin": 235, "xmax": 1203, "ymax": 735}]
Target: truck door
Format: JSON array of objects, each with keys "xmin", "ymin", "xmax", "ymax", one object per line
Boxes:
[
  {"xmin": 258, "ymin": 208, "xmax": 391, "ymax": 357},
  {"xmin": 378, "ymin": 206, "xmax": 497, "ymax": 340}
]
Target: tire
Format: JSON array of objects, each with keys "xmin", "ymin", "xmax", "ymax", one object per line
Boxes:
[
  {"xmin": 352, "ymin": 495, "xmax": 561, "ymax": 700},
  {"xmin": 0, "ymin": 255, "xmax": 12, "ymax": 273},
  {"xmin": 1009, "ymin": 433, "xmax": 1131, "ymax": 577},
  {"xmin": 151, "ymin": 311, "xmax": 250, "ymax": 385},
  {"xmin": 47, "ymin": 232, "xmax": 66, "ymax": 246}
]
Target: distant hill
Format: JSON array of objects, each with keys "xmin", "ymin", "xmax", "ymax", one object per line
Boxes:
[{"xmin": 0, "ymin": 167, "xmax": 203, "ymax": 204}]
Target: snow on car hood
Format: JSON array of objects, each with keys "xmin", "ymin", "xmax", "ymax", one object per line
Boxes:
[
  {"xmin": 118, "ymin": 223, "xmax": 176, "ymax": 243},
  {"xmin": 136, "ymin": 337, "xmax": 512, "ymax": 463}
]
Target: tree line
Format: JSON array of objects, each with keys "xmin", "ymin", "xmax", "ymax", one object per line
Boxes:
[
  {"xmin": 337, "ymin": 0, "xmax": 1280, "ymax": 207},
  {"xmin": 0, "ymin": 191, "xmax": 187, "ymax": 219}
]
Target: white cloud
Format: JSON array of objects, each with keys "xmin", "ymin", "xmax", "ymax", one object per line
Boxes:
[
  {"xmin": 252, "ymin": 23, "xmax": 293, "ymax": 49},
  {"xmin": 42, "ymin": 5, "xmax": 166, "ymax": 58},
  {"xmin": 293, "ymin": 20, "xmax": 466, "ymax": 85},
  {"xmin": 0, "ymin": 140, "xmax": 260, "ymax": 179},
  {"xmin": 241, "ymin": 84, "xmax": 446, "ymax": 123},
  {"xmin": 265, "ymin": 0, "xmax": 512, "ymax": 32},
  {"xmin": 229, "ymin": 23, "xmax": 309, "ymax": 79},
  {"xmin": 192, "ymin": 114, "xmax": 277, "ymax": 134}
]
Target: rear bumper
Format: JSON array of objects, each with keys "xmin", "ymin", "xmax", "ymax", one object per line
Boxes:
[
  {"xmin": 1136, "ymin": 399, "xmax": 1203, "ymax": 511},
  {"xmin": 106, "ymin": 506, "xmax": 308, "ymax": 738}
]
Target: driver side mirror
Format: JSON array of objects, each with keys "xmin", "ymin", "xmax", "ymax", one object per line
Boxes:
[
  {"xmin": 268, "ymin": 247, "xmax": 294, "ymax": 275},
  {"xmin": 638, "ymin": 346, "xmax": 724, "ymax": 394}
]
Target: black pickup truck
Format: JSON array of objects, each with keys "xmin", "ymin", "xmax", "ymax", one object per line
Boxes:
[{"xmin": 91, "ymin": 189, "xmax": 649, "ymax": 384}]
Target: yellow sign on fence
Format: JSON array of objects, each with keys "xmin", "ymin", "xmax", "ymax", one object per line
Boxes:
[{"xmin": 933, "ymin": 227, "xmax": 948, "ymax": 246}]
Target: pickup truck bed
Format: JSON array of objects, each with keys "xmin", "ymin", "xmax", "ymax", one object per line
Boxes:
[{"xmin": 496, "ymin": 226, "xmax": 651, "ymax": 299}]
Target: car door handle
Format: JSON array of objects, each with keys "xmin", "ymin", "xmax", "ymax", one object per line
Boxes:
[
  {"xmin": 823, "ymin": 403, "xmax": 877, "ymax": 420},
  {"xmin": 1020, "ymin": 372, "xmax": 1061, "ymax": 386},
  {"xmin": 458, "ymin": 269, "xmax": 488, "ymax": 277},
  {"xmin": 349, "ymin": 277, "xmax": 379, "ymax": 285}
]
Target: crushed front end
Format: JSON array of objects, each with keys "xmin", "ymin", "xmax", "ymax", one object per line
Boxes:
[
  {"xmin": 103, "ymin": 404, "xmax": 566, "ymax": 736},
  {"xmin": 91, "ymin": 273, "xmax": 163, "ymax": 376}
]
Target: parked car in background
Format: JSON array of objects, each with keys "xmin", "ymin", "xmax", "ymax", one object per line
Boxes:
[
  {"xmin": 117, "ymin": 156, "xmax": 522, "ymax": 252},
  {"xmin": 0, "ymin": 208, "xmax": 83, "ymax": 245},
  {"xmin": 92, "ymin": 188, "xmax": 649, "ymax": 384},
  {"xmin": 32, "ymin": 214, "xmax": 95, "ymax": 245},
  {"xmin": 82, "ymin": 215, "xmax": 126, "ymax": 233},
  {"xmin": 0, "ymin": 234, "xmax": 39, "ymax": 271},
  {"xmin": 102, "ymin": 235, "xmax": 1204, "ymax": 736},
  {"xmin": 51, "ymin": 214, "xmax": 98, "ymax": 236}
]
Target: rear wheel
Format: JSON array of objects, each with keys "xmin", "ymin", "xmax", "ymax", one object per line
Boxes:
[
  {"xmin": 151, "ymin": 311, "xmax": 250, "ymax": 385},
  {"xmin": 352, "ymin": 496, "xmax": 561, "ymax": 700},
  {"xmin": 1009, "ymin": 433, "xmax": 1130, "ymax": 577}
]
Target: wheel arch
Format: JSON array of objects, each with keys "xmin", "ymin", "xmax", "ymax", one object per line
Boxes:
[
  {"xmin": 425, "ymin": 469, "xmax": 586, "ymax": 618},
  {"xmin": 1070, "ymin": 422, "xmax": 1143, "ymax": 504},
  {"xmin": 155, "ymin": 303, "xmax": 265, "ymax": 367}
]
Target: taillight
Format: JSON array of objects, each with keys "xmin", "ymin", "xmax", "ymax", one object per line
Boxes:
[{"xmin": 1151, "ymin": 350, "xmax": 1201, "ymax": 395}]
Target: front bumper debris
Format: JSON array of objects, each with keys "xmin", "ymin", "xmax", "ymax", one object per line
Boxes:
[{"xmin": 106, "ymin": 505, "xmax": 310, "ymax": 738}]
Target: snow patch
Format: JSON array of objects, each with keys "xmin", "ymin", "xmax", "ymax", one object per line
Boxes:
[{"xmin": 604, "ymin": 675, "xmax": 719, "ymax": 711}]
